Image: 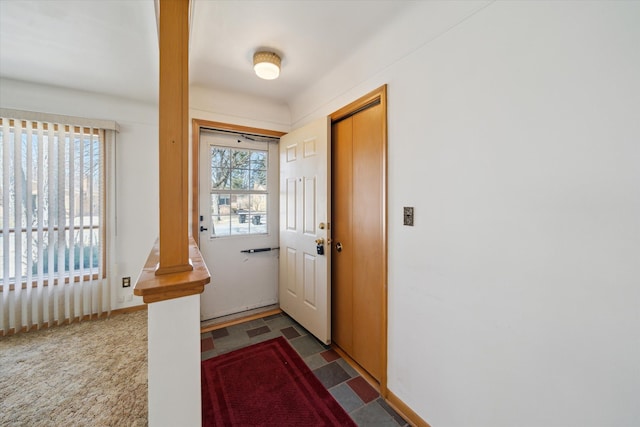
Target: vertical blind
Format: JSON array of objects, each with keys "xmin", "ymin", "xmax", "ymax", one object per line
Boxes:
[{"xmin": 0, "ymin": 109, "xmax": 116, "ymax": 335}]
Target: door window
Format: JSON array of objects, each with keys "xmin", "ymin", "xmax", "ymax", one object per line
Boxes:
[{"xmin": 208, "ymin": 146, "xmax": 268, "ymax": 237}]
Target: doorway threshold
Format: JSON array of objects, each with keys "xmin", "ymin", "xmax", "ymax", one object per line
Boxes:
[{"xmin": 200, "ymin": 304, "xmax": 280, "ymax": 333}]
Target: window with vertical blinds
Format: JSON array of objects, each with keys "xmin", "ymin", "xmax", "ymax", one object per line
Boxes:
[{"xmin": 0, "ymin": 109, "xmax": 116, "ymax": 335}]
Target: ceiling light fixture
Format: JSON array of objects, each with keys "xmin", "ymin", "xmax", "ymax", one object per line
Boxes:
[{"xmin": 253, "ymin": 51, "xmax": 281, "ymax": 80}]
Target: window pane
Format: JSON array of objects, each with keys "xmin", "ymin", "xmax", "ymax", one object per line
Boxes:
[
  {"xmin": 251, "ymin": 151, "xmax": 267, "ymax": 190},
  {"xmin": 250, "ymin": 193, "xmax": 267, "ymax": 214},
  {"xmin": 210, "ymin": 148, "xmax": 230, "ymax": 189},
  {"xmin": 211, "ymin": 194, "xmax": 230, "ymax": 237},
  {"xmin": 231, "ymin": 149, "xmax": 251, "ymax": 170},
  {"xmin": 249, "ymin": 194, "xmax": 267, "ymax": 234},
  {"xmin": 251, "ymin": 151, "xmax": 267, "ymax": 170},
  {"xmin": 211, "ymin": 167, "xmax": 229, "ymax": 189},
  {"xmin": 231, "ymin": 168, "xmax": 250, "ymax": 190},
  {"xmin": 210, "ymin": 147, "xmax": 229, "ymax": 166},
  {"xmin": 231, "ymin": 194, "xmax": 250, "ymax": 235},
  {"xmin": 250, "ymin": 169, "xmax": 267, "ymax": 190}
]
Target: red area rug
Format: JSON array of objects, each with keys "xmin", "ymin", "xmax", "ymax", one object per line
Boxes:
[{"xmin": 201, "ymin": 336, "xmax": 356, "ymax": 426}]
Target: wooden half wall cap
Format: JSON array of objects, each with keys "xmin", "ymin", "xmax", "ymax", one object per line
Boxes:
[{"xmin": 134, "ymin": 237, "xmax": 211, "ymax": 304}]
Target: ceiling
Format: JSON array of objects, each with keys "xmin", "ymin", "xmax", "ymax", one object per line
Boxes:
[
  {"xmin": 0, "ymin": 0, "xmax": 411, "ymax": 106},
  {"xmin": 0, "ymin": 0, "xmax": 158, "ymax": 103}
]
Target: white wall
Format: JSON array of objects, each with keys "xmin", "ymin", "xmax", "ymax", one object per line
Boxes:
[
  {"xmin": 190, "ymin": 84, "xmax": 290, "ymax": 133},
  {"xmin": 0, "ymin": 78, "xmax": 158, "ymax": 310},
  {"xmin": 290, "ymin": 2, "xmax": 640, "ymax": 426}
]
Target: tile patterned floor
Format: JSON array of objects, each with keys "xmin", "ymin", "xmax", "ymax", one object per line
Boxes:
[{"xmin": 200, "ymin": 312, "xmax": 409, "ymax": 427}]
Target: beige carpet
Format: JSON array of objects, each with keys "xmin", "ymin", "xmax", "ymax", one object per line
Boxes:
[{"xmin": 0, "ymin": 309, "xmax": 147, "ymax": 426}]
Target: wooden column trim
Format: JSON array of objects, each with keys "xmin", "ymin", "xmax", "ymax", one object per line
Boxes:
[
  {"xmin": 156, "ymin": 0, "xmax": 191, "ymax": 275},
  {"xmin": 135, "ymin": 0, "xmax": 210, "ymax": 304}
]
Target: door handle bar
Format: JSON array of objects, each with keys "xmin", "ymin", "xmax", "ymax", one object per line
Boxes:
[{"xmin": 240, "ymin": 247, "xmax": 280, "ymax": 254}]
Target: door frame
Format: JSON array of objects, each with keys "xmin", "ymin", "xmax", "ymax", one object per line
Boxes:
[
  {"xmin": 191, "ymin": 119, "xmax": 285, "ymax": 245},
  {"xmin": 330, "ymin": 84, "xmax": 388, "ymax": 396}
]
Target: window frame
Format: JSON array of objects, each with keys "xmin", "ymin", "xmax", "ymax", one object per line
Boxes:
[
  {"xmin": 207, "ymin": 144, "xmax": 270, "ymax": 238},
  {"xmin": 191, "ymin": 119, "xmax": 285, "ymax": 246}
]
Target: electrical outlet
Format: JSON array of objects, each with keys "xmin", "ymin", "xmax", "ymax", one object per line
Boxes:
[
  {"xmin": 122, "ymin": 277, "xmax": 131, "ymax": 288},
  {"xmin": 403, "ymin": 207, "xmax": 414, "ymax": 226}
]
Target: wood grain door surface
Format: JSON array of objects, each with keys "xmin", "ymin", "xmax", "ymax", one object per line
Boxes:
[{"xmin": 331, "ymin": 101, "xmax": 384, "ymax": 381}]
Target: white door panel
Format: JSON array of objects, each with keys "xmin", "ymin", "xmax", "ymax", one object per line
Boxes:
[
  {"xmin": 279, "ymin": 116, "xmax": 331, "ymax": 344},
  {"xmin": 199, "ymin": 131, "xmax": 279, "ymax": 321}
]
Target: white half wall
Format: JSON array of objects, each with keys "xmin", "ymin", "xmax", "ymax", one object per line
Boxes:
[
  {"xmin": 147, "ymin": 294, "xmax": 201, "ymax": 427},
  {"xmin": 290, "ymin": 1, "xmax": 640, "ymax": 426},
  {"xmin": 0, "ymin": 78, "xmax": 158, "ymax": 310}
]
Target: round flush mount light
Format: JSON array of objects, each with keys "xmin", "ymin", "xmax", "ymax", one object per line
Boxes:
[{"xmin": 253, "ymin": 51, "xmax": 281, "ymax": 80}]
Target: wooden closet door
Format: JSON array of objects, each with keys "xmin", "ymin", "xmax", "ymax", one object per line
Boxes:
[
  {"xmin": 332, "ymin": 102, "xmax": 384, "ymax": 381},
  {"xmin": 332, "ymin": 117, "xmax": 354, "ymax": 354}
]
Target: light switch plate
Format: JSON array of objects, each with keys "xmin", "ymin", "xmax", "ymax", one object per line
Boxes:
[{"xmin": 404, "ymin": 207, "xmax": 414, "ymax": 226}]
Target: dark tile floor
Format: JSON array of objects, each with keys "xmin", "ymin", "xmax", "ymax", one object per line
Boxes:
[{"xmin": 200, "ymin": 312, "xmax": 409, "ymax": 427}]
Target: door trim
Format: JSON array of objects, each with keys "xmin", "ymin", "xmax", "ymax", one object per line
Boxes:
[
  {"xmin": 330, "ymin": 85, "xmax": 388, "ymax": 396},
  {"xmin": 191, "ymin": 119, "xmax": 285, "ymax": 245}
]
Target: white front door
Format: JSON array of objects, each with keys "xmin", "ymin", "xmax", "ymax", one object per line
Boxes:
[
  {"xmin": 279, "ymin": 117, "xmax": 331, "ymax": 344},
  {"xmin": 199, "ymin": 130, "xmax": 280, "ymax": 321}
]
